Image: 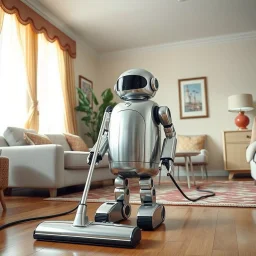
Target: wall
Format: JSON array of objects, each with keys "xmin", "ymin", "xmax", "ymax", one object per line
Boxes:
[
  {"xmin": 74, "ymin": 40, "xmax": 99, "ymax": 146},
  {"xmin": 97, "ymin": 38, "xmax": 256, "ymax": 174}
]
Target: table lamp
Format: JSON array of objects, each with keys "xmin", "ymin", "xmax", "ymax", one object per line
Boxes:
[{"xmin": 228, "ymin": 94, "xmax": 254, "ymax": 130}]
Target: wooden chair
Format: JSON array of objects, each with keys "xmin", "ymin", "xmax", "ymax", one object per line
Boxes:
[{"xmin": 0, "ymin": 156, "xmax": 9, "ymax": 210}]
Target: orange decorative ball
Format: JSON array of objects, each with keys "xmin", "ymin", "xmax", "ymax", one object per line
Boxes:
[{"xmin": 235, "ymin": 112, "xmax": 249, "ymax": 130}]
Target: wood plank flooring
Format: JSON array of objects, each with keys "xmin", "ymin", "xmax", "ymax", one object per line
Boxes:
[{"xmin": 1, "ymin": 178, "xmax": 256, "ymax": 255}]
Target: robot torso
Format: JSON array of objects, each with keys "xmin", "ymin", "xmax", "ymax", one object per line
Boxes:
[{"xmin": 108, "ymin": 100, "xmax": 161, "ymax": 178}]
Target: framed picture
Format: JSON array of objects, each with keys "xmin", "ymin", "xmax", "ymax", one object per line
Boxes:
[
  {"xmin": 79, "ymin": 75, "xmax": 93, "ymax": 106},
  {"xmin": 178, "ymin": 77, "xmax": 209, "ymax": 119}
]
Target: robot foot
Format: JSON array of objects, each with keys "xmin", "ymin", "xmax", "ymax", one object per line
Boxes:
[
  {"xmin": 137, "ymin": 203, "xmax": 165, "ymax": 230},
  {"xmin": 95, "ymin": 201, "xmax": 131, "ymax": 223}
]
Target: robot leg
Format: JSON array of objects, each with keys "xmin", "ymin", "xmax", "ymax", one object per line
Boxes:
[
  {"xmin": 95, "ymin": 176, "xmax": 131, "ymax": 223},
  {"xmin": 137, "ymin": 177, "xmax": 165, "ymax": 230}
]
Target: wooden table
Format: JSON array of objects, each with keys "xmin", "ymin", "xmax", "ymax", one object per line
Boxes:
[{"xmin": 158, "ymin": 151, "xmax": 200, "ymax": 189}]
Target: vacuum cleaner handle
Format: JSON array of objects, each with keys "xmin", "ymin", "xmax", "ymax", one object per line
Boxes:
[{"xmin": 73, "ymin": 107, "xmax": 112, "ymax": 226}]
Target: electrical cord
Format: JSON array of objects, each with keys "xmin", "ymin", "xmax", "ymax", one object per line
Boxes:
[
  {"xmin": 167, "ymin": 173, "xmax": 215, "ymax": 201},
  {"xmin": 0, "ymin": 204, "xmax": 79, "ymax": 231}
]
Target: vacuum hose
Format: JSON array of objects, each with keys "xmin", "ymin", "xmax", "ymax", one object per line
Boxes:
[{"xmin": 167, "ymin": 173, "xmax": 215, "ymax": 202}]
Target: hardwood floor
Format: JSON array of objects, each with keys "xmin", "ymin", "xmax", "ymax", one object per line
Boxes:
[{"xmin": 1, "ymin": 177, "xmax": 256, "ymax": 255}]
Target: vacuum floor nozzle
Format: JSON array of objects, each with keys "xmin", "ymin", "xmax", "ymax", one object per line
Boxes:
[{"xmin": 34, "ymin": 220, "xmax": 141, "ymax": 248}]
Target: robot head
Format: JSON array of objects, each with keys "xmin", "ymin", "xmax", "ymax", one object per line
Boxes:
[{"xmin": 114, "ymin": 69, "xmax": 159, "ymax": 100}]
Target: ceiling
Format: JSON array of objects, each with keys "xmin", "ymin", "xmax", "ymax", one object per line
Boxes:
[{"xmin": 36, "ymin": 0, "xmax": 256, "ymax": 53}]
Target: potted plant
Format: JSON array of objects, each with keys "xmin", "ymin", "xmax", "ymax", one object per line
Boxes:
[{"xmin": 75, "ymin": 88, "xmax": 117, "ymax": 144}]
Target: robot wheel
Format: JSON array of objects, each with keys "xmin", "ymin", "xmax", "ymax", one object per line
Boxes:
[
  {"xmin": 94, "ymin": 202, "xmax": 131, "ymax": 223},
  {"xmin": 137, "ymin": 204, "xmax": 165, "ymax": 231},
  {"xmin": 122, "ymin": 204, "xmax": 131, "ymax": 220}
]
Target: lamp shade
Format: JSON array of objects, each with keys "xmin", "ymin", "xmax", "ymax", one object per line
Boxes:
[{"xmin": 228, "ymin": 94, "xmax": 254, "ymax": 112}]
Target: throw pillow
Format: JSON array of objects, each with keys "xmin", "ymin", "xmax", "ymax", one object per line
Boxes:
[
  {"xmin": 176, "ymin": 135, "xmax": 206, "ymax": 152},
  {"xmin": 251, "ymin": 117, "xmax": 256, "ymax": 144},
  {"xmin": 24, "ymin": 132, "xmax": 52, "ymax": 145},
  {"xmin": 3, "ymin": 127, "xmax": 36, "ymax": 146},
  {"xmin": 64, "ymin": 133, "xmax": 89, "ymax": 152}
]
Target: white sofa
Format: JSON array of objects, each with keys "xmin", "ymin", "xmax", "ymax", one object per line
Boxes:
[
  {"xmin": 0, "ymin": 134, "xmax": 115, "ymax": 197},
  {"xmin": 246, "ymin": 117, "xmax": 256, "ymax": 181}
]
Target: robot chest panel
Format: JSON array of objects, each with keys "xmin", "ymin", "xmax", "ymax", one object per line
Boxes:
[{"xmin": 108, "ymin": 105, "xmax": 158, "ymax": 162}]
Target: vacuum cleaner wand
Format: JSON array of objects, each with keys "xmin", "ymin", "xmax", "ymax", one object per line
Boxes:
[
  {"xmin": 34, "ymin": 107, "xmax": 141, "ymax": 248},
  {"xmin": 73, "ymin": 107, "xmax": 112, "ymax": 227}
]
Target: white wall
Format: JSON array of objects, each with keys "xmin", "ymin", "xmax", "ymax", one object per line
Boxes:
[{"xmin": 97, "ymin": 38, "xmax": 256, "ymax": 174}]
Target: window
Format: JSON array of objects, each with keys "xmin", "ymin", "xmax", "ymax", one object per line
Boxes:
[
  {"xmin": 37, "ymin": 34, "xmax": 65, "ymax": 133},
  {"xmin": 0, "ymin": 13, "xmax": 29, "ymax": 134},
  {"xmin": 0, "ymin": 13, "xmax": 65, "ymax": 135}
]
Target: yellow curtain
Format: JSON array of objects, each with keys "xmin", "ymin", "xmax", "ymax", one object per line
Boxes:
[
  {"xmin": 0, "ymin": 7, "xmax": 4, "ymax": 32},
  {"xmin": 57, "ymin": 47, "xmax": 78, "ymax": 134},
  {"xmin": 15, "ymin": 17, "xmax": 39, "ymax": 131}
]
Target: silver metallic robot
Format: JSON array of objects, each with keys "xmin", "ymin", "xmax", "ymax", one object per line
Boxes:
[{"xmin": 88, "ymin": 69, "xmax": 177, "ymax": 230}]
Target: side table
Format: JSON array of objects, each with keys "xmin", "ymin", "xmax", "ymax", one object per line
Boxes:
[{"xmin": 222, "ymin": 130, "xmax": 251, "ymax": 179}]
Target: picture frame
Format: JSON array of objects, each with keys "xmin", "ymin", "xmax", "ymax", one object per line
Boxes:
[
  {"xmin": 79, "ymin": 75, "xmax": 93, "ymax": 106},
  {"xmin": 178, "ymin": 77, "xmax": 209, "ymax": 119}
]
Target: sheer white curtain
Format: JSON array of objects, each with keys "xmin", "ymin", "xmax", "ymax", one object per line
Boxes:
[
  {"xmin": 0, "ymin": 13, "xmax": 29, "ymax": 135},
  {"xmin": 37, "ymin": 33, "xmax": 65, "ymax": 133}
]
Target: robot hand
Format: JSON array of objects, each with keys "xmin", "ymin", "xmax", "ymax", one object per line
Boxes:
[
  {"xmin": 87, "ymin": 152, "xmax": 102, "ymax": 166},
  {"xmin": 159, "ymin": 158, "xmax": 174, "ymax": 173}
]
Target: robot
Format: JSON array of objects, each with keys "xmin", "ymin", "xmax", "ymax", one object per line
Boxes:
[{"xmin": 87, "ymin": 68, "xmax": 177, "ymax": 230}]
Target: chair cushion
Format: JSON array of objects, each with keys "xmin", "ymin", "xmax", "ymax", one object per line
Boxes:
[
  {"xmin": 3, "ymin": 127, "xmax": 36, "ymax": 146},
  {"xmin": 176, "ymin": 135, "xmax": 206, "ymax": 152},
  {"xmin": 64, "ymin": 133, "xmax": 89, "ymax": 152},
  {"xmin": 64, "ymin": 151, "xmax": 109, "ymax": 170},
  {"xmin": 174, "ymin": 150, "xmax": 209, "ymax": 165},
  {"xmin": 24, "ymin": 132, "xmax": 52, "ymax": 145}
]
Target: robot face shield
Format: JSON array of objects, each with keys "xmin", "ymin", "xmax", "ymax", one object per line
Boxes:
[
  {"xmin": 116, "ymin": 75, "xmax": 159, "ymax": 100},
  {"xmin": 117, "ymin": 75, "xmax": 147, "ymax": 91}
]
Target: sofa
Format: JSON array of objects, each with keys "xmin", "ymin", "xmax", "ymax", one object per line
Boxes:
[{"xmin": 0, "ymin": 132, "xmax": 115, "ymax": 197}]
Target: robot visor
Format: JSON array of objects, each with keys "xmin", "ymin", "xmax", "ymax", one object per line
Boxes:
[{"xmin": 117, "ymin": 75, "xmax": 147, "ymax": 91}]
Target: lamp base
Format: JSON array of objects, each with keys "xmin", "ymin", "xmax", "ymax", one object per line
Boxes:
[{"xmin": 235, "ymin": 111, "xmax": 249, "ymax": 130}]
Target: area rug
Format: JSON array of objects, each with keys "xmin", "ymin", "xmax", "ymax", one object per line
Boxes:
[{"xmin": 45, "ymin": 180, "xmax": 256, "ymax": 208}]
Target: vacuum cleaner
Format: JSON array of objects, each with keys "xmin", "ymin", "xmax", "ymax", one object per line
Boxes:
[{"xmin": 33, "ymin": 107, "xmax": 141, "ymax": 248}]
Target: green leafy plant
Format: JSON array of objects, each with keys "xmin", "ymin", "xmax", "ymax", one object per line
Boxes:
[{"xmin": 75, "ymin": 87, "xmax": 117, "ymax": 144}]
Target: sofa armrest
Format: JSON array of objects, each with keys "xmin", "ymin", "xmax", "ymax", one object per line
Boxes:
[
  {"xmin": 246, "ymin": 141, "xmax": 256, "ymax": 162},
  {"xmin": 0, "ymin": 144, "xmax": 65, "ymax": 188}
]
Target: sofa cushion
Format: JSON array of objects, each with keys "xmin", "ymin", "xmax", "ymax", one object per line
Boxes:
[
  {"xmin": 64, "ymin": 133, "xmax": 89, "ymax": 152},
  {"xmin": 3, "ymin": 127, "xmax": 36, "ymax": 146},
  {"xmin": 176, "ymin": 135, "xmax": 206, "ymax": 152},
  {"xmin": 0, "ymin": 136, "xmax": 8, "ymax": 147},
  {"xmin": 64, "ymin": 151, "xmax": 109, "ymax": 170},
  {"xmin": 24, "ymin": 132, "xmax": 52, "ymax": 145},
  {"xmin": 46, "ymin": 134, "xmax": 71, "ymax": 151}
]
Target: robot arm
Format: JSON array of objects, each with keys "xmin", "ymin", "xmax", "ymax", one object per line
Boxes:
[
  {"xmin": 87, "ymin": 107, "xmax": 112, "ymax": 165},
  {"xmin": 158, "ymin": 106, "xmax": 177, "ymax": 172}
]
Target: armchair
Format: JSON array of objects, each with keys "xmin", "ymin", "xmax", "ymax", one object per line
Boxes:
[
  {"xmin": 246, "ymin": 117, "xmax": 256, "ymax": 181},
  {"xmin": 158, "ymin": 134, "xmax": 208, "ymax": 184}
]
